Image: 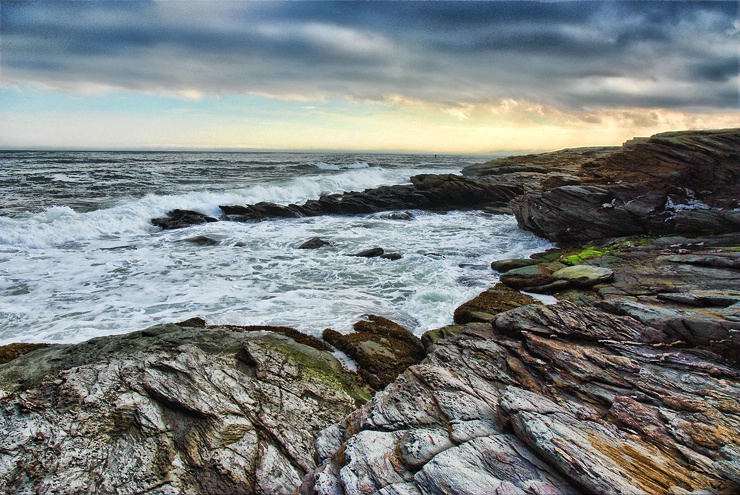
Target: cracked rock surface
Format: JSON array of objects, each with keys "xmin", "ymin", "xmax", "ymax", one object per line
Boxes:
[
  {"xmin": 299, "ymin": 234, "xmax": 740, "ymax": 495},
  {"xmin": 0, "ymin": 323, "xmax": 370, "ymax": 495}
]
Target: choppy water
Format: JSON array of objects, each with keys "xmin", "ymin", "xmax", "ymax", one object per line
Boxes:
[{"xmin": 0, "ymin": 151, "xmax": 551, "ymax": 344}]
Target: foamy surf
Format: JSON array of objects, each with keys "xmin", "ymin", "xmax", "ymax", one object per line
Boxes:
[{"xmin": 1, "ymin": 150, "xmax": 542, "ymax": 345}]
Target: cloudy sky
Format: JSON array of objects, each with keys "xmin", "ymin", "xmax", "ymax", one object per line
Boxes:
[{"xmin": 1, "ymin": 1, "xmax": 738, "ymax": 152}]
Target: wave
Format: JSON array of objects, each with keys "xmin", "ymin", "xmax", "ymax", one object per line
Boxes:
[
  {"xmin": 313, "ymin": 161, "xmax": 370, "ymax": 171},
  {"xmin": 0, "ymin": 167, "xmax": 412, "ymax": 248}
]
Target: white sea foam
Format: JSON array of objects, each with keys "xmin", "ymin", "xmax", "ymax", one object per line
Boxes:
[
  {"xmin": 1, "ymin": 151, "xmax": 544, "ymax": 346},
  {"xmin": 0, "ymin": 211, "xmax": 551, "ymax": 344},
  {"xmin": 313, "ymin": 161, "xmax": 370, "ymax": 170},
  {"xmin": 0, "ymin": 167, "xmax": 430, "ymax": 249}
]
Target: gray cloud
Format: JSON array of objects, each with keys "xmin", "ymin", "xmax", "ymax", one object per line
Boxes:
[{"xmin": 2, "ymin": 1, "xmax": 737, "ymax": 110}]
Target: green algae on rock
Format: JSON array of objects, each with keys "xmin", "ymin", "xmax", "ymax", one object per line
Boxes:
[{"xmin": 323, "ymin": 315, "xmax": 425, "ymax": 390}]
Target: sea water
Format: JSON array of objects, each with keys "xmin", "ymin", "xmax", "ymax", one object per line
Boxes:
[{"xmin": 0, "ymin": 151, "xmax": 551, "ymax": 345}]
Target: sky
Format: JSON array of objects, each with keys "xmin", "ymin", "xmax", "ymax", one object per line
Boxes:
[{"xmin": 0, "ymin": 1, "xmax": 738, "ymax": 152}]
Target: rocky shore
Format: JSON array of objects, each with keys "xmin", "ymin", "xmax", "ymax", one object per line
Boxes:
[{"xmin": 2, "ymin": 129, "xmax": 738, "ymax": 494}]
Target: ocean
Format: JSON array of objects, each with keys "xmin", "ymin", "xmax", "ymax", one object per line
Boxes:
[{"xmin": 0, "ymin": 151, "xmax": 551, "ymax": 345}]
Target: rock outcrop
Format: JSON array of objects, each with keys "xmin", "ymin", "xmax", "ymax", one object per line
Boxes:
[
  {"xmin": 0, "ymin": 322, "xmax": 370, "ymax": 495},
  {"xmin": 219, "ymin": 174, "xmax": 523, "ymax": 223},
  {"xmin": 510, "ymin": 129, "xmax": 740, "ymax": 243},
  {"xmin": 323, "ymin": 316, "xmax": 426, "ymax": 391},
  {"xmin": 299, "ymin": 233, "xmax": 740, "ymax": 495}
]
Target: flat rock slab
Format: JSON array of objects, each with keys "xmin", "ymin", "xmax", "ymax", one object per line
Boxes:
[{"xmin": 553, "ymin": 265, "xmax": 614, "ymax": 286}]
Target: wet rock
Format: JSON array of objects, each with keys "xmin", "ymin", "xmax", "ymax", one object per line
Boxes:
[
  {"xmin": 0, "ymin": 343, "xmax": 50, "ymax": 365},
  {"xmin": 490, "ymin": 258, "xmax": 538, "ymax": 272},
  {"xmin": 352, "ymin": 247, "xmax": 384, "ymax": 258},
  {"xmin": 180, "ymin": 235, "xmax": 220, "ymax": 246},
  {"xmin": 298, "ymin": 237, "xmax": 331, "ymax": 249},
  {"xmin": 151, "ymin": 209, "xmax": 218, "ymax": 230},
  {"xmin": 421, "ymin": 325, "xmax": 464, "ymax": 351},
  {"xmin": 499, "ymin": 262, "xmax": 566, "ymax": 290},
  {"xmin": 0, "ymin": 324, "xmax": 370, "ymax": 495},
  {"xmin": 453, "ymin": 283, "xmax": 540, "ymax": 324},
  {"xmin": 323, "ymin": 315, "xmax": 425, "ymax": 390},
  {"xmin": 552, "ymin": 264, "xmax": 614, "ymax": 287},
  {"xmin": 219, "ymin": 174, "xmax": 523, "ymax": 222},
  {"xmin": 378, "ymin": 211, "xmax": 415, "ymax": 221},
  {"xmin": 380, "ymin": 252, "xmax": 402, "ymax": 261}
]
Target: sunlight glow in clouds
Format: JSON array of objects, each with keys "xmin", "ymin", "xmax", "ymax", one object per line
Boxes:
[{"xmin": 0, "ymin": 1, "xmax": 737, "ymax": 152}]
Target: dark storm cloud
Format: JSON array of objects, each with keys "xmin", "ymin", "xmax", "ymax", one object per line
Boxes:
[{"xmin": 2, "ymin": 1, "xmax": 737, "ymax": 110}]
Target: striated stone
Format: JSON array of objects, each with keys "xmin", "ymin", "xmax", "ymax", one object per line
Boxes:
[
  {"xmin": 301, "ymin": 292, "xmax": 740, "ymax": 495},
  {"xmin": 0, "ymin": 324, "xmax": 370, "ymax": 495},
  {"xmin": 511, "ymin": 129, "xmax": 740, "ymax": 242}
]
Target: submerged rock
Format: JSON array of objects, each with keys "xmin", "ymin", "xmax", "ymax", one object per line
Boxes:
[
  {"xmin": 0, "ymin": 324, "xmax": 370, "ymax": 495},
  {"xmin": 323, "ymin": 315, "xmax": 425, "ymax": 390},
  {"xmin": 180, "ymin": 235, "xmax": 220, "ymax": 246}
]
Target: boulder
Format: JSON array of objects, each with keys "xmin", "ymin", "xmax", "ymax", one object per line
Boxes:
[
  {"xmin": 298, "ymin": 237, "xmax": 331, "ymax": 249},
  {"xmin": 351, "ymin": 247, "xmax": 384, "ymax": 258},
  {"xmin": 453, "ymin": 283, "xmax": 540, "ymax": 324},
  {"xmin": 499, "ymin": 262, "xmax": 566, "ymax": 290},
  {"xmin": 323, "ymin": 315, "xmax": 425, "ymax": 390},
  {"xmin": 0, "ymin": 324, "xmax": 370, "ymax": 495},
  {"xmin": 490, "ymin": 258, "xmax": 538, "ymax": 272}
]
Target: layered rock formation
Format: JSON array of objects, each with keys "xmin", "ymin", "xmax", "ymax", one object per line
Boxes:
[
  {"xmin": 299, "ymin": 233, "xmax": 740, "ymax": 495},
  {"xmin": 0, "ymin": 322, "xmax": 370, "ymax": 495},
  {"xmin": 510, "ymin": 129, "xmax": 740, "ymax": 243}
]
